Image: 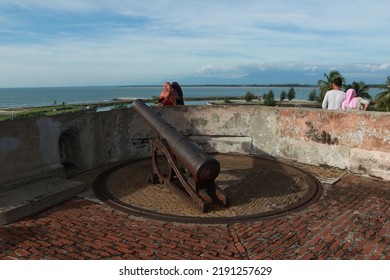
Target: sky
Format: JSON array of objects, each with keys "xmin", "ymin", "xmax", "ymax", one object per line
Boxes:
[{"xmin": 0, "ymin": 0, "xmax": 389, "ymax": 87}]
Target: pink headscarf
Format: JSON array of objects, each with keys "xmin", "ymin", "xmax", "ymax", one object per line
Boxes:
[{"xmin": 342, "ymin": 89, "xmax": 357, "ymax": 110}]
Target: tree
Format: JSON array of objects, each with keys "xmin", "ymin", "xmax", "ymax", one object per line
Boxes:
[
  {"xmin": 317, "ymin": 70, "xmax": 345, "ymax": 102},
  {"xmin": 308, "ymin": 89, "xmax": 317, "ymax": 101},
  {"xmin": 264, "ymin": 90, "xmax": 276, "ymax": 106},
  {"xmin": 375, "ymin": 76, "xmax": 390, "ymax": 112},
  {"xmin": 287, "ymin": 87, "xmax": 296, "ymax": 101},
  {"xmin": 345, "ymin": 81, "xmax": 371, "ymax": 100},
  {"xmin": 280, "ymin": 90, "xmax": 287, "ymax": 101},
  {"xmin": 224, "ymin": 98, "xmax": 232, "ymax": 103},
  {"xmin": 244, "ymin": 92, "xmax": 256, "ymax": 102}
]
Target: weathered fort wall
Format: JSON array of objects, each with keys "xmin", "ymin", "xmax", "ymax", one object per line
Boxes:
[{"xmin": 1, "ymin": 105, "xmax": 389, "ymax": 189}]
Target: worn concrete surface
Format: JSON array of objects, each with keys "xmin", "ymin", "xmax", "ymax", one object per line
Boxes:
[{"xmin": 0, "ymin": 177, "xmax": 85, "ymax": 225}]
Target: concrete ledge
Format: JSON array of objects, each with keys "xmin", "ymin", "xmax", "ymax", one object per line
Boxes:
[
  {"xmin": 0, "ymin": 177, "xmax": 85, "ymax": 225},
  {"xmin": 0, "ymin": 164, "xmax": 65, "ymax": 192},
  {"xmin": 349, "ymin": 149, "xmax": 390, "ymax": 181}
]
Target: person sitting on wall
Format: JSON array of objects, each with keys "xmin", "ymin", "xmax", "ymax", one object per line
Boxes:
[
  {"xmin": 342, "ymin": 89, "xmax": 370, "ymax": 111},
  {"xmin": 158, "ymin": 82, "xmax": 177, "ymax": 106},
  {"xmin": 171, "ymin": 81, "xmax": 185, "ymax": 105},
  {"xmin": 322, "ymin": 77, "xmax": 345, "ymax": 110}
]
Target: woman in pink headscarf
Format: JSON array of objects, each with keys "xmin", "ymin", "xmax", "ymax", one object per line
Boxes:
[{"xmin": 342, "ymin": 89, "xmax": 370, "ymax": 111}]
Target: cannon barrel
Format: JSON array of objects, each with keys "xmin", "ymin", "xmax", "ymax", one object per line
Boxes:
[{"xmin": 133, "ymin": 99, "xmax": 220, "ymax": 185}]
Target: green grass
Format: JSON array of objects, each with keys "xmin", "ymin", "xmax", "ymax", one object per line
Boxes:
[
  {"xmin": 0, "ymin": 100, "xmax": 139, "ymax": 121},
  {"xmin": 0, "ymin": 104, "xmax": 100, "ymax": 121},
  {"xmin": 1, "ymin": 99, "xmax": 143, "ymax": 121}
]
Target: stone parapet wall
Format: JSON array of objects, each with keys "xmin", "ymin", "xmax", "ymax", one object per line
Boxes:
[
  {"xmin": 277, "ymin": 109, "xmax": 390, "ymax": 180},
  {"xmin": 1, "ymin": 105, "xmax": 389, "ymax": 188}
]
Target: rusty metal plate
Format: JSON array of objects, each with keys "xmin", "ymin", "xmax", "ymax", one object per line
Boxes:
[{"xmin": 93, "ymin": 154, "xmax": 322, "ymax": 224}]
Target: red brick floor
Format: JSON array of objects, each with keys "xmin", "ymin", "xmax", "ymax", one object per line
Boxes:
[{"xmin": 0, "ymin": 174, "xmax": 389, "ymax": 260}]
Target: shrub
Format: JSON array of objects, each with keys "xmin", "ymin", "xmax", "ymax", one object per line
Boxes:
[
  {"xmin": 287, "ymin": 87, "xmax": 296, "ymax": 101},
  {"xmin": 308, "ymin": 89, "xmax": 317, "ymax": 101},
  {"xmin": 244, "ymin": 92, "xmax": 256, "ymax": 102},
  {"xmin": 264, "ymin": 90, "xmax": 276, "ymax": 106},
  {"xmin": 113, "ymin": 103, "xmax": 128, "ymax": 109},
  {"xmin": 280, "ymin": 90, "xmax": 287, "ymax": 101}
]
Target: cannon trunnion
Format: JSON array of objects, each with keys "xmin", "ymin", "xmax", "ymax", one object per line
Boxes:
[{"xmin": 133, "ymin": 99, "xmax": 229, "ymax": 212}]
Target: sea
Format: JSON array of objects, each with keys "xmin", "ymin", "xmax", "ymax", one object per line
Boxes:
[{"xmin": 0, "ymin": 85, "xmax": 382, "ymax": 109}]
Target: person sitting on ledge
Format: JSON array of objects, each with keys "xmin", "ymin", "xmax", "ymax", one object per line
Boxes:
[
  {"xmin": 171, "ymin": 81, "xmax": 185, "ymax": 105},
  {"xmin": 158, "ymin": 82, "xmax": 177, "ymax": 106},
  {"xmin": 342, "ymin": 89, "xmax": 370, "ymax": 111},
  {"xmin": 322, "ymin": 77, "xmax": 345, "ymax": 110}
]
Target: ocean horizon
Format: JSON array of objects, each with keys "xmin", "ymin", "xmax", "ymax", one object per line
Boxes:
[{"xmin": 0, "ymin": 85, "xmax": 381, "ymax": 109}]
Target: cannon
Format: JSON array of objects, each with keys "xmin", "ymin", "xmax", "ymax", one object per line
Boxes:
[{"xmin": 133, "ymin": 99, "xmax": 229, "ymax": 212}]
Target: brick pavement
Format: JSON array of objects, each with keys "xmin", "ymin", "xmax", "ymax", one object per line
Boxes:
[{"xmin": 0, "ymin": 173, "xmax": 389, "ymax": 260}]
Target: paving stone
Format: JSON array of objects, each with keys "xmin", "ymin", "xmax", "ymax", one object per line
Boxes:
[{"xmin": 0, "ymin": 166, "xmax": 388, "ymax": 260}]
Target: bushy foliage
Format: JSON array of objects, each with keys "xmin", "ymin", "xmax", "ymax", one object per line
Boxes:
[
  {"xmin": 375, "ymin": 75, "xmax": 390, "ymax": 112},
  {"xmin": 224, "ymin": 98, "xmax": 232, "ymax": 103},
  {"xmin": 287, "ymin": 87, "xmax": 296, "ymax": 101},
  {"xmin": 12, "ymin": 111, "xmax": 45, "ymax": 120},
  {"xmin": 280, "ymin": 90, "xmax": 287, "ymax": 101},
  {"xmin": 308, "ymin": 89, "xmax": 317, "ymax": 101},
  {"xmin": 264, "ymin": 90, "xmax": 276, "ymax": 106},
  {"xmin": 113, "ymin": 103, "xmax": 128, "ymax": 109},
  {"xmin": 244, "ymin": 92, "xmax": 256, "ymax": 102}
]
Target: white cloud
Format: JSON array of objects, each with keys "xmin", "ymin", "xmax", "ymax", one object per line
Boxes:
[
  {"xmin": 0, "ymin": 1, "xmax": 389, "ymax": 86},
  {"xmin": 369, "ymin": 64, "xmax": 390, "ymax": 71}
]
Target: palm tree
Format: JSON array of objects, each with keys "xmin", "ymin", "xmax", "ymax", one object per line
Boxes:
[
  {"xmin": 375, "ymin": 76, "xmax": 390, "ymax": 112},
  {"xmin": 345, "ymin": 81, "xmax": 371, "ymax": 100},
  {"xmin": 317, "ymin": 70, "xmax": 345, "ymax": 102}
]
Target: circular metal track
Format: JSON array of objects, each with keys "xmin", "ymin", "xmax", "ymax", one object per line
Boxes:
[{"xmin": 93, "ymin": 154, "xmax": 322, "ymax": 224}]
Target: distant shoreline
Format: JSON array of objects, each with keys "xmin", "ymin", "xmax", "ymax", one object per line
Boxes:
[
  {"xmin": 0, "ymin": 96, "xmax": 239, "ymax": 112},
  {"xmin": 0, "ymin": 83, "xmax": 384, "ymax": 90},
  {"xmin": 0, "ymin": 85, "xmax": 382, "ymax": 110},
  {"xmin": 0, "ymin": 96, "xmax": 321, "ymax": 115},
  {"xmin": 118, "ymin": 84, "xmax": 319, "ymax": 88},
  {"xmin": 118, "ymin": 83, "xmax": 384, "ymax": 88}
]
